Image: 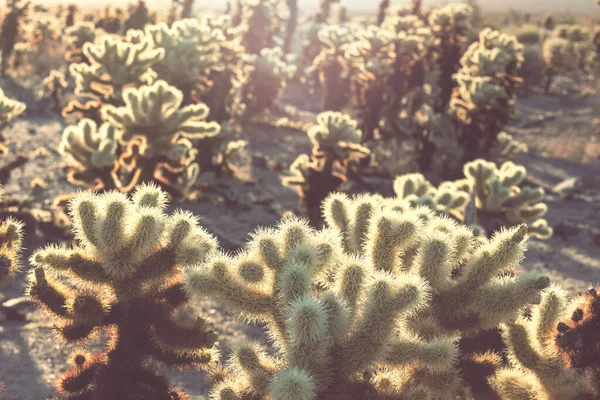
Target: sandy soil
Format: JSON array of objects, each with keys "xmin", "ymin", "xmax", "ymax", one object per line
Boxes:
[{"xmin": 0, "ymin": 76, "xmax": 599, "ymax": 399}]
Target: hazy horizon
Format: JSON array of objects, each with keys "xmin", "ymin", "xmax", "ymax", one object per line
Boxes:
[{"xmin": 41, "ymin": 0, "xmax": 600, "ymax": 14}]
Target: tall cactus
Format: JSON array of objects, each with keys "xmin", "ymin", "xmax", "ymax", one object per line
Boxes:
[
  {"xmin": 28, "ymin": 185, "xmax": 219, "ymax": 399},
  {"xmin": 0, "ymin": 88, "xmax": 26, "ymax": 155}
]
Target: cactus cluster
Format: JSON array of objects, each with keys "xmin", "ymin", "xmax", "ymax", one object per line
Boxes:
[
  {"xmin": 392, "ymin": 159, "xmax": 551, "ymax": 239},
  {"xmin": 0, "ymin": 88, "xmax": 26, "ymax": 155},
  {"xmin": 63, "ymin": 21, "xmax": 100, "ymax": 64},
  {"xmin": 236, "ymin": 0, "xmax": 289, "ymax": 54},
  {"xmin": 144, "ymin": 19, "xmax": 226, "ymax": 101},
  {"xmin": 0, "ymin": 185, "xmax": 23, "ymax": 286},
  {"xmin": 323, "ymin": 193, "xmax": 553, "ymax": 398},
  {"xmin": 28, "ymin": 185, "xmax": 219, "ymax": 399},
  {"xmin": 61, "ymin": 80, "xmax": 221, "ymax": 198},
  {"xmin": 490, "ymin": 287, "xmax": 594, "ymax": 399},
  {"xmin": 188, "ymin": 213, "xmax": 455, "ymax": 400},
  {"xmin": 283, "ymin": 111, "xmax": 369, "ymax": 225},
  {"xmin": 0, "ymin": 0, "xmax": 30, "ymax": 76},
  {"xmin": 230, "ymin": 46, "xmax": 296, "ymax": 121},
  {"xmin": 450, "ymin": 28, "xmax": 524, "ymax": 164}
]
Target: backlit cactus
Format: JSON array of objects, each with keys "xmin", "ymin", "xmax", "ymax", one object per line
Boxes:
[
  {"xmin": 69, "ymin": 33, "xmax": 164, "ymax": 105},
  {"xmin": 450, "ymin": 28, "xmax": 524, "ymax": 165},
  {"xmin": 237, "ymin": 0, "xmax": 289, "ymax": 54},
  {"xmin": 0, "ymin": 0, "xmax": 30, "ymax": 76},
  {"xmin": 101, "ymin": 79, "xmax": 221, "ymax": 197},
  {"xmin": 323, "ymin": 193, "xmax": 551, "ymax": 398},
  {"xmin": 231, "ymin": 46, "xmax": 296, "ymax": 121},
  {"xmin": 283, "ymin": 112, "xmax": 369, "ymax": 226},
  {"xmin": 554, "ymin": 286, "xmax": 600, "ymax": 395},
  {"xmin": 0, "ymin": 88, "xmax": 26, "ymax": 155},
  {"xmin": 144, "ymin": 19, "xmax": 226, "ymax": 101},
  {"xmin": 542, "ymin": 37, "xmax": 577, "ymax": 94},
  {"xmin": 187, "ymin": 215, "xmax": 460, "ymax": 400},
  {"xmin": 307, "ymin": 24, "xmax": 356, "ymax": 111},
  {"xmin": 463, "ymin": 159, "xmax": 552, "ymax": 239},
  {"xmin": 64, "ymin": 21, "xmax": 100, "ymax": 64},
  {"xmin": 59, "ymin": 119, "xmax": 120, "ymax": 190},
  {"xmin": 40, "ymin": 69, "xmax": 68, "ymax": 111},
  {"xmin": 428, "ymin": 3, "xmax": 473, "ymax": 110},
  {"xmin": 28, "ymin": 185, "xmax": 219, "ymax": 399},
  {"xmin": 0, "ymin": 185, "xmax": 23, "ymax": 286},
  {"xmin": 490, "ymin": 132, "xmax": 528, "ymax": 163},
  {"xmin": 490, "ymin": 286, "xmax": 592, "ymax": 400}
]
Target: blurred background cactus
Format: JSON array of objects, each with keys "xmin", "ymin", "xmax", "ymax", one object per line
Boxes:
[
  {"xmin": 283, "ymin": 111, "xmax": 369, "ymax": 225},
  {"xmin": 450, "ymin": 28, "xmax": 524, "ymax": 166},
  {"xmin": 0, "ymin": 88, "xmax": 26, "ymax": 155},
  {"xmin": 0, "ymin": 0, "xmax": 30, "ymax": 76}
]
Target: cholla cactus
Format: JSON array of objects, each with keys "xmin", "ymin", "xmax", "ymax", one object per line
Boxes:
[
  {"xmin": 28, "ymin": 185, "xmax": 219, "ymax": 399},
  {"xmin": 319, "ymin": 193, "xmax": 550, "ymax": 398},
  {"xmin": 231, "ymin": 47, "xmax": 296, "ymax": 121},
  {"xmin": 0, "ymin": 0, "xmax": 30, "ymax": 76},
  {"xmin": 542, "ymin": 37, "xmax": 576, "ymax": 94},
  {"xmin": 144, "ymin": 19, "xmax": 225, "ymax": 101},
  {"xmin": 554, "ymin": 287, "xmax": 600, "ymax": 395},
  {"xmin": 64, "ymin": 21, "xmax": 100, "ymax": 64},
  {"xmin": 101, "ymin": 80, "xmax": 221, "ymax": 197},
  {"xmin": 59, "ymin": 119, "xmax": 120, "ymax": 190},
  {"xmin": 307, "ymin": 24, "xmax": 356, "ymax": 111},
  {"xmin": 0, "ymin": 88, "xmax": 26, "ymax": 155},
  {"xmin": 463, "ymin": 159, "xmax": 552, "ymax": 239},
  {"xmin": 346, "ymin": 25, "xmax": 396, "ymax": 141},
  {"xmin": 0, "ymin": 185, "xmax": 23, "ymax": 285},
  {"xmin": 490, "ymin": 132, "xmax": 528, "ymax": 163},
  {"xmin": 374, "ymin": 84, "xmax": 440, "ymax": 173},
  {"xmin": 393, "ymin": 173, "xmax": 470, "ymax": 217},
  {"xmin": 391, "ymin": 158, "xmax": 550, "ymax": 239},
  {"xmin": 69, "ymin": 33, "xmax": 164, "ymax": 105},
  {"xmin": 237, "ymin": 0, "xmax": 289, "ymax": 54},
  {"xmin": 450, "ymin": 28, "xmax": 523, "ymax": 165},
  {"xmin": 40, "ymin": 69, "xmax": 68, "ymax": 111},
  {"xmin": 428, "ymin": 3, "xmax": 473, "ymax": 110},
  {"xmin": 103, "ymin": 79, "xmax": 221, "ymax": 157},
  {"xmin": 188, "ymin": 215, "xmax": 460, "ymax": 400},
  {"xmin": 490, "ymin": 286, "xmax": 593, "ymax": 400},
  {"xmin": 284, "ymin": 112, "xmax": 369, "ymax": 226}
]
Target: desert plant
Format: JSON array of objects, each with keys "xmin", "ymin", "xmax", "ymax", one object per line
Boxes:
[
  {"xmin": 124, "ymin": 0, "xmax": 150, "ymax": 32},
  {"xmin": 68, "ymin": 32, "xmax": 164, "ymax": 106},
  {"xmin": 65, "ymin": 4, "xmax": 77, "ymax": 28},
  {"xmin": 283, "ymin": 112, "xmax": 370, "ymax": 225},
  {"xmin": 0, "ymin": 88, "xmax": 26, "ymax": 155},
  {"xmin": 306, "ymin": 24, "xmax": 356, "ymax": 111},
  {"xmin": 392, "ymin": 158, "xmax": 551, "ymax": 239},
  {"xmin": 462, "ymin": 159, "xmax": 552, "ymax": 239},
  {"xmin": 319, "ymin": 193, "xmax": 551, "ymax": 399},
  {"xmin": 346, "ymin": 25, "xmax": 396, "ymax": 141},
  {"xmin": 0, "ymin": 185, "xmax": 23, "ymax": 286},
  {"xmin": 490, "ymin": 286, "xmax": 593, "ymax": 399},
  {"xmin": 450, "ymin": 28, "xmax": 524, "ymax": 165},
  {"xmin": 28, "ymin": 185, "xmax": 219, "ymax": 399},
  {"xmin": 101, "ymin": 79, "xmax": 221, "ymax": 196},
  {"xmin": 490, "ymin": 132, "xmax": 528, "ymax": 163},
  {"xmin": 0, "ymin": 0, "xmax": 30, "ymax": 76},
  {"xmin": 516, "ymin": 26, "xmax": 541, "ymax": 45},
  {"xmin": 554, "ymin": 286, "xmax": 600, "ymax": 395},
  {"xmin": 64, "ymin": 21, "xmax": 100, "ymax": 64},
  {"xmin": 144, "ymin": 19, "xmax": 226, "ymax": 103},
  {"xmin": 237, "ymin": 0, "xmax": 288, "ymax": 54},
  {"xmin": 40, "ymin": 69, "xmax": 68, "ymax": 111},
  {"xmin": 230, "ymin": 46, "xmax": 296, "ymax": 122},
  {"xmin": 428, "ymin": 3, "xmax": 473, "ymax": 111},
  {"xmin": 282, "ymin": 0, "xmax": 298, "ymax": 53},
  {"xmin": 542, "ymin": 37, "xmax": 577, "ymax": 94},
  {"xmin": 59, "ymin": 119, "xmax": 122, "ymax": 191},
  {"xmin": 187, "ymin": 214, "xmax": 460, "ymax": 399}
]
